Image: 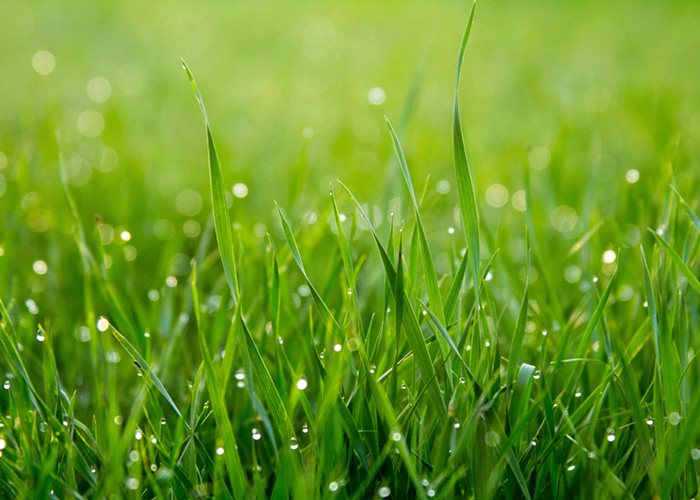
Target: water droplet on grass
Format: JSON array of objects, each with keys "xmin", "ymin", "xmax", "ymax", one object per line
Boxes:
[
  {"xmin": 669, "ymin": 412, "xmax": 682, "ymax": 425},
  {"xmin": 606, "ymin": 429, "xmax": 616, "ymax": 442},
  {"xmin": 97, "ymin": 317, "xmax": 109, "ymax": 332},
  {"xmin": 485, "ymin": 431, "xmax": 500, "ymax": 447}
]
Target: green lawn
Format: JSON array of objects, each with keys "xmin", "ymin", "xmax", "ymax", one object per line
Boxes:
[{"xmin": 2, "ymin": 1, "xmax": 700, "ymax": 498}]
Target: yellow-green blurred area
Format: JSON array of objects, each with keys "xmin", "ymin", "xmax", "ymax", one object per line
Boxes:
[{"xmin": 2, "ymin": 0, "xmax": 700, "ymax": 309}]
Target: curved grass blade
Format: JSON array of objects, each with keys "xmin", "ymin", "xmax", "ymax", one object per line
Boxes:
[
  {"xmin": 240, "ymin": 319, "xmax": 299, "ymax": 458},
  {"xmin": 190, "ymin": 269, "xmax": 248, "ymax": 499},
  {"xmin": 641, "ymin": 245, "xmax": 662, "ymax": 380},
  {"xmin": 649, "ymin": 228, "xmax": 700, "ymax": 294},
  {"xmin": 108, "ymin": 323, "xmax": 182, "ymax": 419},
  {"xmin": 386, "ymin": 117, "xmax": 446, "ymax": 328},
  {"xmin": 338, "ymin": 180, "xmax": 447, "ymax": 420},
  {"xmin": 506, "ymin": 228, "xmax": 530, "ymax": 389},
  {"xmin": 453, "ymin": 1, "xmax": 480, "ymax": 305},
  {"xmin": 275, "ymin": 202, "xmax": 341, "ymax": 332},
  {"xmin": 671, "ymin": 185, "xmax": 700, "ymax": 233},
  {"xmin": 444, "ymin": 248, "xmax": 468, "ymax": 322},
  {"xmin": 182, "ymin": 59, "xmax": 240, "ymax": 304}
]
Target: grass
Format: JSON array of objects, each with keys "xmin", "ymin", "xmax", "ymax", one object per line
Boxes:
[{"xmin": 3, "ymin": 1, "xmax": 700, "ymax": 499}]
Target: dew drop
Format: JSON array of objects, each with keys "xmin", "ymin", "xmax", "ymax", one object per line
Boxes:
[
  {"xmin": 606, "ymin": 429, "xmax": 616, "ymax": 442},
  {"xmin": 485, "ymin": 431, "xmax": 500, "ymax": 447},
  {"xmin": 160, "ymin": 417, "xmax": 166, "ymax": 425},
  {"xmin": 252, "ymin": 428, "xmax": 261, "ymax": 441},
  {"xmin": 378, "ymin": 486, "xmax": 391, "ymax": 498},
  {"xmin": 97, "ymin": 317, "xmax": 109, "ymax": 332}
]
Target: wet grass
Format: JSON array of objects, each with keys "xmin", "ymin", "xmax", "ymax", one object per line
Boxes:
[{"xmin": 2, "ymin": 1, "xmax": 700, "ymax": 499}]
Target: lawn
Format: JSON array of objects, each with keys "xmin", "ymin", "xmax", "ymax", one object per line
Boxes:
[{"xmin": 2, "ymin": 1, "xmax": 700, "ymax": 498}]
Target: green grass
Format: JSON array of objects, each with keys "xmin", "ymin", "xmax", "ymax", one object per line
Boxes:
[{"xmin": 3, "ymin": 1, "xmax": 700, "ymax": 499}]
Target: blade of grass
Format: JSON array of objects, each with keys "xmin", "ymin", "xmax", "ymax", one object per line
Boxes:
[
  {"xmin": 182, "ymin": 59, "xmax": 240, "ymax": 304},
  {"xmin": 386, "ymin": 117, "xmax": 446, "ymax": 329},
  {"xmin": 649, "ymin": 229, "xmax": 700, "ymax": 295},
  {"xmin": 338, "ymin": 180, "xmax": 447, "ymax": 420},
  {"xmin": 453, "ymin": 0, "xmax": 480, "ymax": 306}
]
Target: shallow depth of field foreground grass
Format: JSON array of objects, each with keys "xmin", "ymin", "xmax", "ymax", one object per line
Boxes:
[{"xmin": 3, "ymin": 1, "xmax": 700, "ymax": 499}]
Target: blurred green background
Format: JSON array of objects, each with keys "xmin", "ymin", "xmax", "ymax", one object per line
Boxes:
[{"xmin": 2, "ymin": 0, "xmax": 700, "ymax": 336}]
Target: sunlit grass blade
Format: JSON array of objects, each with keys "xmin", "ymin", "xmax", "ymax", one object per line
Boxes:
[
  {"xmin": 108, "ymin": 322, "xmax": 183, "ymax": 419},
  {"xmin": 453, "ymin": 0, "xmax": 480, "ymax": 305},
  {"xmin": 190, "ymin": 268, "xmax": 248, "ymax": 499},
  {"xmin": 506, "ymin": 228, "xmax": 530, "ymax": 390},
  {"xmin": 182, "ymin": 59, "xmax": 240, "ymax": 303},
  {"xmin": 337, "ymin": 179, "xmax": 447, "ymax": 420},
  {"xmin": 275, "ymin": 202, "xmax": 341, "ymax": 332},
  {"xmin": 445, "ymin": 248, "xmax": 468, "ymax": 322},
  {"xmin": 671, "ymin": 185, "xmax": 700, "ymax": 232},
  {"xmin": 240, "ymin": 318, "xmax": 299, "ymax": 457},
  {"xmin": 649, "ymin": 228, "xmax": 700, "ymax": 294},
  {"xmin": 386, "ymin": 116, "xmax": 446, "ymax": 328}
]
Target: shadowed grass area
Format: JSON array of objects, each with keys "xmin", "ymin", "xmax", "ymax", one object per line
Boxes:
[{"xmin": 2, "ymin": 1, "xmax": 700, "ymax": 499}]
